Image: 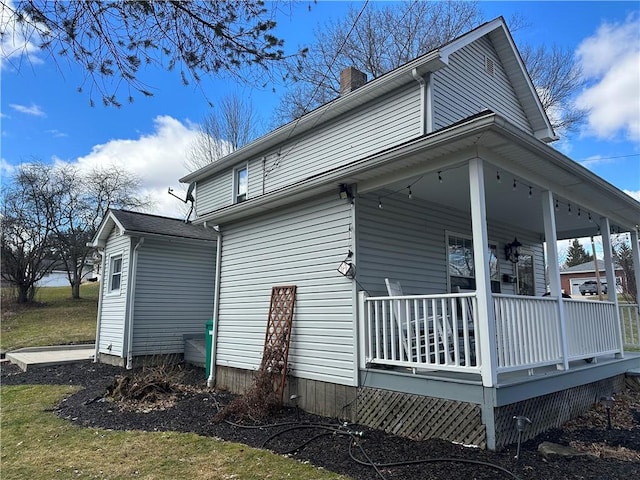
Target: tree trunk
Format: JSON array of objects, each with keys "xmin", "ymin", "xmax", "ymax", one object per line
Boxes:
[
  {"xmin": 72, "ymin": 281, "xmax": 81, "ymax": 299},
  {"xmin": 16, "ymin": 285, "xmax": 29, "ymax": 303}
]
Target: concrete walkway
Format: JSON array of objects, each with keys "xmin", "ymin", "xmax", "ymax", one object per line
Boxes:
[{"xmin": 5, "ymin": 344, "xmax": 95, "ymax": 371}]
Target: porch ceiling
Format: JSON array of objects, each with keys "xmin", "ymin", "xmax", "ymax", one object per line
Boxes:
[{"xmin": 352, "ymin": 120, "xmax": 639, "ymax": 240}]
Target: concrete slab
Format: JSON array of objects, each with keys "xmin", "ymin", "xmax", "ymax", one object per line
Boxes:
[{"xmin": 6, "ymin": 344, "xmax": 95, "ymax": 371}]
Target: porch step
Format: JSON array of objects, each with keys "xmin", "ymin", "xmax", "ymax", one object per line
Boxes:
[{"xmin": 184, "ymin": 337, "xmax": 206, "ymax": 368}]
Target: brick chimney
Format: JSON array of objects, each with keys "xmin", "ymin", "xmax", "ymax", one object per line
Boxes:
[{"xmin": 340, "ymin": 67, "xmax": 367, "ymax": 95}]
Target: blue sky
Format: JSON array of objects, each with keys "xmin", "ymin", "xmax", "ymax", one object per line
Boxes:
[{"xmin": 1, "ymin": 1, "xmax": 639, "ymax": 221}]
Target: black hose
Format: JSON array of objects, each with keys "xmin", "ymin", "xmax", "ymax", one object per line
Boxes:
[
  {"xmin": 261, "ymin": 424, "xmax": 351, "ymax": 449},
  {"xmin": 348, "ymin": 440, "xmax": 522, "ymax": 480}
]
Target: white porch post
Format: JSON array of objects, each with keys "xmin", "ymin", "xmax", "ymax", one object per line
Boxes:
[
  {"xmin": 632, "ymin": 228, "xmax": 640, "ymax": 304},
  {"xmin": 541, "ymin": 191, "xmax": 569, "ymax": 370},
  {"xmin": 468, "ymin": 158, "xmax": 497, "ymax": 387},
  {"xmin": 600, "ymin": 217, "xmax": 623, "ymax": 357}
]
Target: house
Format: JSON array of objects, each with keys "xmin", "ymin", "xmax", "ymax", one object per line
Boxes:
[
  {"xmin": 177, "ymin": 17, "xmax": 640, "ymax": 450},
  {"xmin": 36, "ymin": 259, "xmax": 95, "ymax": 288},
  {"xmin": 560, "ymin": 259, "xmax": 625, "ymax": 296},
  {"xmin": 90, "ymin": 209, "xmax": 217, "ymax": 368}
]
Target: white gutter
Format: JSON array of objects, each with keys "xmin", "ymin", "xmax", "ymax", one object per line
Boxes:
[
  {"xmin": 126, "ymin": 238, "xmax": 144, "ymax": 369},
  {"xmin": 207, "ymin": 226, "xmax": 223, "ymax": 387},
  {"xmin": 93, "ymin": 249, "xmax": 106, "ymax": 363}
]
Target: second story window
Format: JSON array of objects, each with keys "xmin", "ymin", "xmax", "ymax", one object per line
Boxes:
[{"xmin": 235, "ymin": 166, "xmax": 247, "ymax": 203}]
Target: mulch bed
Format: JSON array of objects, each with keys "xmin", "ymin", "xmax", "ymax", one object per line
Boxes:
[{"xmin": 2, "ymin": 361, "xmax": 639, "ymax": 480}]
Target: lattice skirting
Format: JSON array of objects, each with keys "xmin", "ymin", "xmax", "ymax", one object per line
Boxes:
[
  {"xmin": 355, "ymin": 387, "xmax": 486, "ymax": 448},
  {"xmin": 493, "ymin": 375, "xmax": 625, "ymax": 449}
]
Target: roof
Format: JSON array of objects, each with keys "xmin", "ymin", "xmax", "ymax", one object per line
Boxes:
[
  {"xmin": 180, "ymin": 17, "xmax": 555, "ymax": 185},
  {"xmin": 91, "ymin": 209, "xmax": 217, "ymax": 247},
  {"xmin": 561, "ymin": 259, "xmax": 622, "ymax": 274}
]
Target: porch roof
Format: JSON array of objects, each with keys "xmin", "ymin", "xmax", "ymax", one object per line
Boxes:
[{"xmin": 193, "ymin": 111, "xmax": 639, "ymax": 239}]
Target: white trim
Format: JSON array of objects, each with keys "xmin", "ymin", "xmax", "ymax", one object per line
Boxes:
[{"xmin": 106, "ymin": 253, "xmax": 123, "ymax": 296}]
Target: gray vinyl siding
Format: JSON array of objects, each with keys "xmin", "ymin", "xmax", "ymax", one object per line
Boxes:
[
  {"xmin": 216, "ymin": 195, "xmax": 356, "ymax": 385},
  {"xmin": 195, "ymin": 171, "xmax": 232, "ymax": 217},
  {"xmin": 355, "ymin": 194, "xmax": 544, "ymax": 296},
  {"xmin": 195, "ymin": 84, "xmax": 422, "ymax": 215},
  {"xmin": 131, "ymin": 238, "xmax": 216, "ymax": 356},
  {"xmin": 432, "ymin": 37, "xmax": 531, "ymax": 134},
  {"xmin": 98, "ymin": 229, "xmax": 130, "ymax": 356}
]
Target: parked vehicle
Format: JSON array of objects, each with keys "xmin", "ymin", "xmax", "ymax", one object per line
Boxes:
[{"xmin": 579, "ymin": 280, "xmax": 607, "ymax": 295}]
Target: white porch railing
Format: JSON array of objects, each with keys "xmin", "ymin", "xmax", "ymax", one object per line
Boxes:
[
  {"xmin": 359, "ymin": 292, "xmax": 480, "ymax": 374},
  {"xmin": 620, "ymin": 303, "xmax": 640, "ymax": 350},
  {"xmin": 493, "ymin": 294, "xmax": 562, "ymax": 373},
  {"xmin": 564, "ymin": 299, "xmax": 620, "ymax": 360},
  {"xmin": 359, "ymin": 292, "xmax": 625, "ymax": 377}
]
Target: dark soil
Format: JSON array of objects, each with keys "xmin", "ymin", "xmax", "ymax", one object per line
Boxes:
[{"xmin": 2, "ymin": 361, "xmax": 639, "ymax": 480}]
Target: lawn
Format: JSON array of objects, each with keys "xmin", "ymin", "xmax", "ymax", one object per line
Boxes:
[
  {"xmin": 1, "ymin": 284, "xmax": 99, "ymax": 351},
  {"xmin": 0, "ymin": 384, "xmax": 347, "ymax": 480}
]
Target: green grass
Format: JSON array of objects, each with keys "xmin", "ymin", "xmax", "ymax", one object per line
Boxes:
[
  {"xmin": 1, "ymin": 284, "xmax": 99, "ymax": 351},
  {"xmin": 0, "ymin": 384, "xmax": 348, "ymax": 480}
]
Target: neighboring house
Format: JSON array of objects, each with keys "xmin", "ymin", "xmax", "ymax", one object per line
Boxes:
[
  {"xmin": 561, "ymin": 259, "xmax": 624, "ymax": 295},
  {"xmin": 173, "ymin": 17, "xmax": 640, "ymax": 451},
  {"xmin": 90, "ymin": 209, "xmax": 217, "ymax": 368},
  {"xmin": 36, "ymin": 259, "xmax": 95, "ymax": 288}
]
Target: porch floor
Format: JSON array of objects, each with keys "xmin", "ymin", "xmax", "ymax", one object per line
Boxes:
[{"xmin": 362, "ymin": 352, "xmax": 640, "ymax": 407}]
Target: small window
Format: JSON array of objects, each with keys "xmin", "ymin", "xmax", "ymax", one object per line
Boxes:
[
  {"xmin": 109, "ymin": 255, "xmax": 122, "ymax": 292},
  {"xmin": 234, "ymin": 166, "xmax": 248, "ymax": 203},
  {"xmin": 516, "ymin": 252, "xmax": 535, "ymax": 296}
]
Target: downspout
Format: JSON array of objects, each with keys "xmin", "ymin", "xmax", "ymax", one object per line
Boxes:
[
  {"xmin": 412, "ymin": 68, "xmax": 433, "ymax": 135},
  {"xmin": 93, "ymin": 248, "xmax": 106, "ymax": 363},
  {"xmin": 126, "ymin": 238, "xmax": 144, "ymax": 369},
  {"xmin": 207, "ymin": 226, "xmax": 223, "ymax": 387}
]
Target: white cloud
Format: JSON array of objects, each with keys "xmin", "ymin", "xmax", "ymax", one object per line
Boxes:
[
  {"xmin": 57, "ymin": 115, "xmax": 201, "ymax": 218},
  {"xmin": 575, "ymin": 13, "xmax": 640, "ymax": 141},
  {"xmin": 0, "ymin": 0, "xmax": 44, "ymax": 70},
  {"xmin": 10, "ymin": 103, "xmax": 45, "ymax": 117},
  {"xmin": 624, "ymin": 189, "xmax": 640, "ymax": 202},
  {"xmin": 1, "ymin": 157, "xmax": 17, "ymax": 179},
  {"xmin": 45, "ymin": 129, "xmax": 68, "ymax": 138}
]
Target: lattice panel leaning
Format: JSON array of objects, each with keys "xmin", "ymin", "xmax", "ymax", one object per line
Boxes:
[
  {"xmin": 261, "ymin": 285, "xmax": 297, "ymax": 403},
  {"xmin": 356, "ymin": 387, "xmax": 486, "ymax": 448},
  {"xmin": 494, "ymin": 375, "xmax": 625, "ymax": 449}
]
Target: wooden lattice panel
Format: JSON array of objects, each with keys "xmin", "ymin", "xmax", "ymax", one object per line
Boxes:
[
  {"xmin": 261, "ymin": 285, "xmax": 297, "ymax": 402},
  {"xmin": 494, "ymin": 375, "xmax": 625, "ymax": 449},
  {"xmin": 356, "ymin": 387, "xmax": 486, "ymax": 447}
]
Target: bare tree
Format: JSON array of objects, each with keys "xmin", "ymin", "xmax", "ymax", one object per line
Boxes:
[
  {"xmin": 1, "ymin": 0, "xmax": 296, "ymax": 106},
  {"xmin": 520, "ymin": 44, "xmax": 587, "ymax": 133},
  {"xmin": 612, "ymin": 235, "xmax": 637, "ymax": 304},
  {"xmin": 274, "ymin": 1, "xmax": 482, "ymax": 122},
  {"xmin": 1, "ymin": 163, "xmax": 59, "ymax": 303},
  {"xmin": 186, "ymin": 93, "xmax": 261, "ymax": 171},
  {"xmin": 52, "ymin": 164, "xmax": 147, "ymax": 299},
  {"xmin": 273, "ymin": 1, "xmax": 586, "ymax": 133}
]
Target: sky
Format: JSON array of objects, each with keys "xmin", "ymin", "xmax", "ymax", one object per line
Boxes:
[{"xmin": 1, "ymin": 1, "xmax": 639, "ymax": 229}]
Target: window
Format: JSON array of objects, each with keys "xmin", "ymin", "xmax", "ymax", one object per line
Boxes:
[
  {"xmin": 109, "ymin": 255, "xmax": 122, "ymax": 292},
  {"xmin": 447, "ymin": 233, "xmax": 500, "ymax": 293},
  {"xmin": 234, "ymin": 165, "xmax": 247, "ymax": 203},
  {"xmin": 516, "ymin": 252, "xmax": 535, "ymax": 296}
]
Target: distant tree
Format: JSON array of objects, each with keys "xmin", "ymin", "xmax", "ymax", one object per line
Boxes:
[
  {"xmin": 1, "ymin": 0, "xmax": 298, "ymax": 106},
  {"xmin": 1, "ymin": 163, "xmax": 59, "ymax": 303},
  {"xmin": 564, "ymin": 239, "xmax": 594, "ymax": 268},
  {"xmin": 186, "ymin": 93, "xmax": 261, "ymax": 172},
  {"xmin": 273, "ymin": 0, "xmax": 587, "ymax": 133},
  {"xmin": 51, "ymin": 164, "xmax": 147, "ymax": 299},
  {"xmin": 612, "ymin": 235, "xmax": 636, "ymax": 304}
]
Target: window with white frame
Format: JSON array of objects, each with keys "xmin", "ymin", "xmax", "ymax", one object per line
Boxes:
[
  {"xmin": 234, "ymin": 165, "xmax": 247, "ymax": 203},
  {"xmin": 516, "ymin": 251, "xmax": 535, "ymax": 296},
  {"xmin": 447, "ymin": 232, "xmax": 500, "ymax": 293},
  {"xmin": 109, "ymin": 255, "xmax": 122, "ymax": 293}
]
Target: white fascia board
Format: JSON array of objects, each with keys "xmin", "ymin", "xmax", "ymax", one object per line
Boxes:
[{"xmin": 91, "ymin": 211, "xmax": 125, "ymax": 248}]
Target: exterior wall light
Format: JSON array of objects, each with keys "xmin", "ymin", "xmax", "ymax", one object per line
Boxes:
[{"xmin": 505, "ymin": 237, "xmax": 522, "ymax": 263}]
